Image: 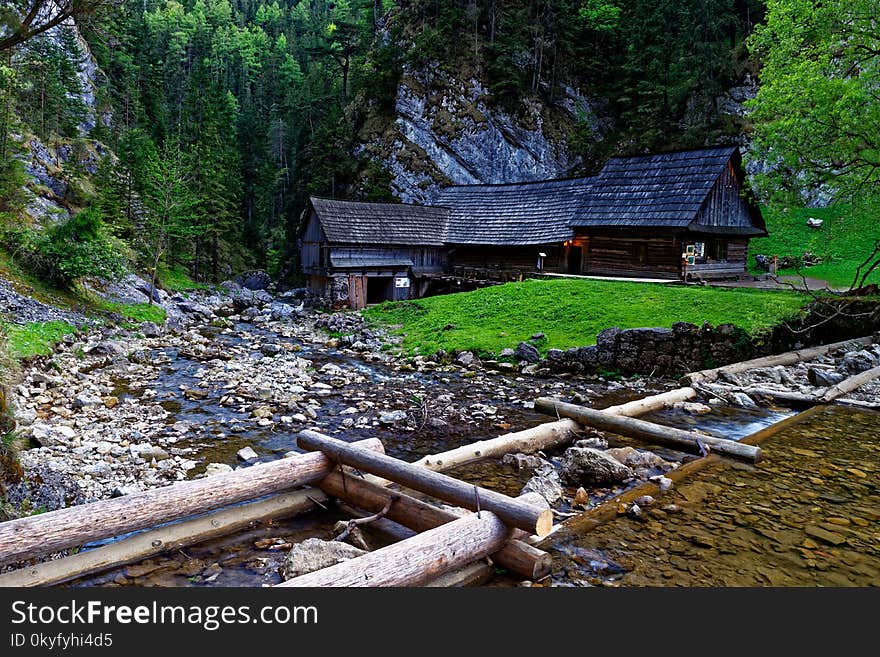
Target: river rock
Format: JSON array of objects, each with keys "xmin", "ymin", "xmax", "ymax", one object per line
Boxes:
[
  {"xmin": 30, "ymin": 423, "xmax": 76, "ymax": 446},
  {"xmin": 234, "ymin": 270, "xmax": 272, "ymax": 291},
  {"xmin": 606, "ymin": 446, "xmax": 670, "ymax": 470},
  {"xmin": 237, "ymin": 446, "xmax": 259, "ymax": 461},
  {"xmin": 204, "ymin": 463, "xmax": 234, "ymax": 476},
  {"xmin": 455, "ymin": 351, "xmax": 475, "ymax": 367},
  {"xmin": 514, "ymin": 341, "xmax": 540, "ymax": 363},
  {"xmin": 73, "ymin": 392, "xmax": 103, "ymax": 409},
  {"xmin": 502, "ymin": 453, "xmax": 547, "ymax": 471},
  {"xmin": 673, "ymin": 401, "xmax": 713, "ymax": 415},
  {"xmin": 379, "ymin": 410, "xmax": 407, "ymax": 425},
  {"xmin": 842, "ymin": 350, "xmax": 877, "ymax": 374},
  {"xmin": 260, "ymin": 343, "xmax": 282, "ymax": 356},
  {"xmin": 520, "ymin": 464, "xmax": 563, "ymax": 505},
  {"xmin": 281, "ymin": 538, "xmax": 366, "ymax": 580},
  {"xmin": 15, "ymin": 407, "xmax": 38, "ymax": 426},
  {"xmin": 132, "ymin": 444, "xmax": 169, "ymax": 460},
  {"xmin": 559, "ymin": 447, "xmax": 633, "ymax": 486},
  {"xmin": 730, "ymin": 392, "xmax": 757, "ymax": 408},
  {"xmin": 807, "ymin": 367, "xmax": 846, "ymax": 387},
  {"xmin": 86, "ymin": 341, "xmax": 126, "ymax": 356},
  {"xmin": 141, "ymin": 322, "xmax": 162, "ymax": 338}
]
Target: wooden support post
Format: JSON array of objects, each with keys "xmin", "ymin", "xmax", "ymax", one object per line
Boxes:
[
  {"xmin": 298, "ymin": 430, "xmax": 554, "ymax": 537},
  {"xmin": 0, "ymin": 438, "xmax": 384, "ymax": 567},
  {"xmin": 0, "ymin": 490, "xmax": 325, "ymax": 587},
  {"xmin": 534, "ymin": 398, "xmax": 762, "ymax": 463},
  {"xmin": 319, "ymin": 469, "xmax": 552, "ymax": 580},
  {"xmin": 410, "ymin": 419, "xmax": 578, "ymax": 472},
  {"xmin": 681, "ymin": 336, "xmax": 875, "ymax": 386},
  {"xmin": 278, "ymin": 511, "xmax": 513, "ymax": 587},
  {"xmin": 601, "ymin": 387, "xmax": 697, "ymax": 416},
  {"xmin": 819, "ymin": 365, "xmax": 880, "ymax": 403}
]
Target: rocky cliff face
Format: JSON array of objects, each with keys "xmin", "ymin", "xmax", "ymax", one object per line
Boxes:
[
  {"xmin": 15, "ymin": 20, "xmax": 111, "ymax": 226},
  {"xmin": 357, "ymin": 68, "xmax": 608, "ymax": 203}
]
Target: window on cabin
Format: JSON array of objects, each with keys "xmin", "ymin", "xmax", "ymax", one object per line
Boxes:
[{"xmin": 708, "ymin": 241, "xmax": 727, "ymax": 261}]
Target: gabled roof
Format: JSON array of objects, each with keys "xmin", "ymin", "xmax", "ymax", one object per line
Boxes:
[
  {"xmin": 309, "ymin": 197, "xmax": 448, "ymax": 246},
  {"xmin": 572, "ymin": 146, "xmax": 740, "ymax": 229},
  {"xmin": 432, "ymin": 176, "xmax": 593, "ymax": 245}
]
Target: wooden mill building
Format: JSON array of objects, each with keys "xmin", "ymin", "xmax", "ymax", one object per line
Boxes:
[{"xmin": 299, "ymin": 146, "xmax": 766, "ymax": 309}]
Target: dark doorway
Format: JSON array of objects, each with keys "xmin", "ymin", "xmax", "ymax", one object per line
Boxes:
[
  {"xmin": 567, "ymin": 247, "xmax": 583, "ymax": 274},
  {"xmin": 367, "ymin": 276, "xmax": 392, "ymax": 304}
]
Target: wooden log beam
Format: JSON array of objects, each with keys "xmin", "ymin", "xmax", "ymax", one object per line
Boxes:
[
  {"xmin": 410, "ymin": 419, "xmax": 579, "ymax": 472},
  {"xmin": 819, "ymin": 365, "xmax": 880, "ymax": 403},
  {"xmin": 424, "ymin": 561, "xmax": 494, "ymax": 587},
  {"xmin": 278, "ymin": 510, "xmax": 513, "ymax": 587},
  {"xmin": 0, "ymin": 490, "xmax": 325, "ymax": 587},
  {"xmin": 0, "ymin": 438, "xmax": 384, "ymax": 567},
  {"xmin": 680, "ymin": 336, "xmax": 875, "ymax": 386},
  {"xmin": 298, "ymin": 431, "xmax": 554, "ymax": 537},
  {"xmin": 320, "ymin": 469, "xmax": 552, "ymax": 580},
  {"xmin": 534, "ymin": 398, "xmax": 762, "ymax": 463},
  {"xmin": 600, "ymin": 387, "xmax": 697, "ymax": 416}
]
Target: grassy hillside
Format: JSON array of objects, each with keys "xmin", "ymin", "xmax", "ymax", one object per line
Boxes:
[
  {"xmin": 750, "ymin": 205, "xmax": 880, "ymax": 288},
  {"xmin": 365, "ymin": 279, "xmax": 806, "ymax": 357}
]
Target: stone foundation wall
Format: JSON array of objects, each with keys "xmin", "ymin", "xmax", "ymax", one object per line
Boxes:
[{"xmin": 543, "ymin": 322, "xmax": 755, "ymax": 376}]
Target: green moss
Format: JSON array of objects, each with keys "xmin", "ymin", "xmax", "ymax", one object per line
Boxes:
[
  {"xmin": 96, "ymin": 301, "xmax": 166, "ymax": 324},
  {"xmin": 158, "ymin": 264, "xmax": 210, "ymax": 292},
  {"xmin": 364, "ymin": 279, "xmax": 807, "ymax": 357}
]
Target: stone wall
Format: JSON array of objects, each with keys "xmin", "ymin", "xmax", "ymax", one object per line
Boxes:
[{"xmin": 542, "ymin": 322, "xmax": 755, "ymax": 376}]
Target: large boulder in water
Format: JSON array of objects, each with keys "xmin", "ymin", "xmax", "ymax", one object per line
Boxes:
[
  {"xmin": 559, "ymin": 447, "xmax": 633, "ymax": 487},
  {"xmin": 234, "ymin": 270, "xmax": 272, "ymax": 291},
  {"xmin": 281, "ymin": 538, "xmax": 365, "ymax": 580}
]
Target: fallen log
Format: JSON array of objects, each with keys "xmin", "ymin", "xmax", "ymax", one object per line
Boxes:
[
  {"xmin": 410, "ymin": 419, "xmax": 578, "ymax": 472},
  {"xmin": 320, "ymin": 469, "xmax": 552, "ymax": 580},
  {"xmin": 299, "ymin": 430, "xmax": 554, "ymax": 537},
  {"xmin": 278, "ymin": 510, "xmax": 513, "ymax": 587},
  {"xmin": 680, "ymin": 336, "xmax": 874, "ymax": 386},
  {"xmin": 0, "ymin": 438, "xmax": 383, "ymax": 567},
  {"xmin": 0, "ymin": 490, "xmax": 325, "ymax": 587},
  {"xmin": 819, "ymin": 365, "xmax": 880, "ymax": 403},
  {"xmin": 534, "ymin": 398, "xmax": 762, "ymax": 463},
  {"xmin": 600, "ymin": 387, "xmax": 697, "ymax": 416},
  {"xmin": 424, "ymin": 561, "xmax": 494, "ymax": 587}
]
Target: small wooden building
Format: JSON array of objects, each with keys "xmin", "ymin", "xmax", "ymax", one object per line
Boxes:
[
  {"xmin": 299, "ymin": 146, "xmax": 766, "ymax": 308},
  {"xmin": 300, "ymin": 198, "xmax": 448, "ymax": 309}
]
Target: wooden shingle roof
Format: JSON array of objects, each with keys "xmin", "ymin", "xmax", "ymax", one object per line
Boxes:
[
  {"xmin": 432, "ymin": 177, "xmax": 593, "ymax": 245},
  {"xmin": 572, "ymin": 146, "xmax": 739, "ymax": 229},
  {"xmin": 310, "ymin": 197, "xmax": 448, "ymax": 246}
]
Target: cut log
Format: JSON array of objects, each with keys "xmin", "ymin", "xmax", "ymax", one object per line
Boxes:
[
  {"xmin": 0, "ymin": 438, "xmax": 383, "ymax": 567},
  {"xmin": 319, "ymin": 469, "xmax": 553, "ymax": 580},
  {"xmin": 534, "ymin": 398, "xmax": 762, "ymax": 463},
  {"xmin": 819, "ymin": 365, "xmax": 880, "ymax": 403},
  {"xmin": 278, "ymin": 510, "xmax": 513, "ymax": 587},
  {"xmin": 0, "ymin": 490, "xmax": 325, "ymax": 587},
  {"xmin": 299, "ymin": 430, "xmax": 554, "ymax": 537},
  {"xmin": 600, "ymin": 387, "xmax": 697, "ymax": 416},
  {"xmin": 681, "ymin": 336, "xmax": 875, "ymax": 386},
  {"xmin": 424, "ymin": 561, "xmax": 494, "ymax": 587},
  {"xmin": 410, "ymin": 419, "xmax": 578, "ymax": 472}
]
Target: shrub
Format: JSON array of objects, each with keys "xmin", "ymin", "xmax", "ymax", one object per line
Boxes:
[{"xmin": 1, "ymin": 207, "xmax": 128, "ymax": 288}]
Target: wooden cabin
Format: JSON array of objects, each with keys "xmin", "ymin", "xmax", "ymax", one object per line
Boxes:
[
  {"xmin": 300, "ymin": 198, "xmax": 448, "ymax": 309},
  {"xmin": 299, "ymin": 146, "xmax": 766, "ymax": 308}
]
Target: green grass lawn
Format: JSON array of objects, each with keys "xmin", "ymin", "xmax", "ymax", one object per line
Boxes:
[
  {"xmin": 3, "ymin": 321, "xmax": 77, "ymax": 359},
  {"xmin": 158, "ymin": 264, "xmax": 211, "ymax": 292},
  {"xmin": 364, "ymin": 279, "xmax": 807, "ymax": 357},
  {"xmin": 94, "ymin": 300, "xmax": 167, "ymax": 324},
  {"xmin": 750, "ymin": 204, "xmax": 880, "ymax": 288}
]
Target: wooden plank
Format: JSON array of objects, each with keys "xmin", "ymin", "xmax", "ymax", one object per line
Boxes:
[
  {"xmin": 600, "ymin": 387, "xmax": 697, "ymax": 416},
  {"xmin": 319, "ymin": 469, "xmax": 552, "ymax": 580},
  {"xmin": 278, "ymin": 511, "xmax": 513, "ymax": 587},
  {"xmin": 298, "ymin": 431, "xmax": 554, "ymax": 537},
  {"xmin": 0, "ymin": 438, "xmax": 384, "ymax": 567},
  {"xmin": 534, "ymin": 398, "xmax": 762, "ymax": 462},
  {"xmin": 0, "ymin": 490, "xmax": 325, "ymax": 587},
  {"xmin": 681, "ymin": 336, "xmax": 875, "ymax": 385}
]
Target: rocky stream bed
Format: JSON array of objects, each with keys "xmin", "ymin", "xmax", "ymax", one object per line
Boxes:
[{"xmin": 3, "ymin": 280, "xmax": 878, "ymax": 587}]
